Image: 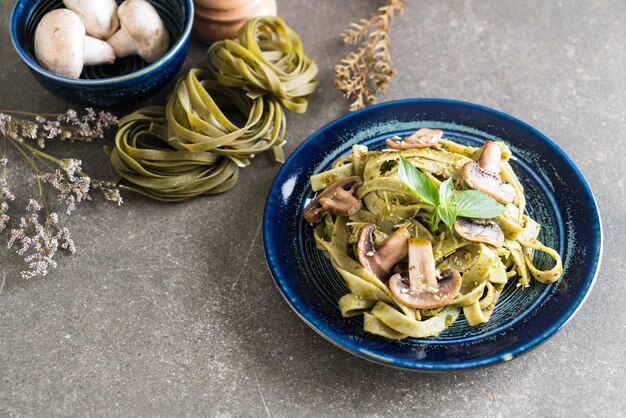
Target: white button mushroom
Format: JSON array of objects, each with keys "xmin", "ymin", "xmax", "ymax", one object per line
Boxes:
[
  {"xmin": 63, "ymin": 0, "xmax": 120, "ymax": 39},
  {"xmin": 107, "ymin": 0, "xmax": 170, "ymax": 63},
  {"xmin": 34, "ymin": 9, "xmax": 116, "ymax": 79}
]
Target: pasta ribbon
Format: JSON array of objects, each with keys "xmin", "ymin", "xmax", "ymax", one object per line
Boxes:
[
  {"xmin": 207, "ymin": 17, "xmax": 319, "ymax": 113},
  {"xmin": 109, "ymin": 70, "xmax": 286, "ymax": 201}
]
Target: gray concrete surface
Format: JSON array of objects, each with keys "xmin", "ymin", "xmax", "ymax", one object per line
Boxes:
[{"xmin": 1, "ymin": 0, "xmax": 625, "ymax": 416}]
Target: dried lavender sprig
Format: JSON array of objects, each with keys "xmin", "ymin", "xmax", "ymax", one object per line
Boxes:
[
  {"xmin": 0, "ymin": 158, "xmax": 15, "ymax": 234},
  {"xmin": 2, "ymin": 108, "xmax": 117, "ymax": 148},
  {"xmin": 6, "ymin": 199, "xmax": 75, "ymax": 280},
  {"xmin": 92, "ymin": 179, "xmax": 123, "ymax": 205},
  {"xmin": 11, "ymin": 123, "xmax": 123, "ymax": 208},
  {"xmin": 0, "ymin": 108, "xmax": 121, "ymax": 282},
  {"xmin": 39, "ymin": 161, "xmax": 91, "ymax": 215}
]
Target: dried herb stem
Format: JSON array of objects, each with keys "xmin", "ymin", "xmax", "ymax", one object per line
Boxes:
[{"xmin": 334, "ymin": 0, "xmax": 406, "ymax": 111}]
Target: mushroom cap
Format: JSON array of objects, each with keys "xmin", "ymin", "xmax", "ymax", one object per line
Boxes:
[
  {"xmin": 386, "ymin": 128, "xmax": 443, "ymax": 150},
  {"xmin": 63, "ymin": 0, "xmax": 120, "ymax": 39},
  {"xmin": 454, "ymin": 217, "xmax": 504, "ymax": 247},
  {"xmin": 461, "ymin": 161, "xmax": 516, "ymax": 204},
  {"xmin": 357, "ymin": 224, "xmax": 410, "ymax": 280},
  {"xmin": 34, "ymin": 9, "xmax": 86, "ymax": 79},
  {"xmin": 478, "ymin": 140, "xmax": 503, "ymax": 175},
  {"xmin": 116, "ymin": 0, "xmax": 170, "ymax": 62},
  {"xmin": 303, "ymin": 176, "xmax": 363, "ymax": 223},
  {"xmin": 389, "ymin": 269, "xmax": 461, "ymax": 309}
]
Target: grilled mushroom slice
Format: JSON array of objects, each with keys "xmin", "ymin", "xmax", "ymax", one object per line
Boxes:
[
  {"xmin": 357, "ymin": 224, "xmax": 410, "ymax": 280},
  {"xmin": 454, "ymin": 217, "xmax": 504, "ymax": 247},
  {"xmin": 386, "ymin": 128, "xmax": 443, "ymax": 150},
  {"xmin": 461, "ymin": 140, "xmax": 516, "ymax": 204},
  {"xmin": 303, "ymin": 176, "xmax": 363, "ymax": 223},
  {"xmin": 389, "ymin": 238, "xmax": 462, "ymax": 309}
]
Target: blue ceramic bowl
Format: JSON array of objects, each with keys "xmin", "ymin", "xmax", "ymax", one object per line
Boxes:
[
  {"xmin": 10, "ymin": 0, "xmax": 193, "ymax": 107},
  {"xmin": 263, "ymin": 99, "xmax": 603, "ymax": 371}
]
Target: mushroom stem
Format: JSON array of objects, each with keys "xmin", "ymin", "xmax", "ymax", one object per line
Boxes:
[
  {"xmin": 388, "ymin": 238, "xmax": 462, "ymax": 310},
  {"xmin": 107, "ymin": 28, "xmax": 138, "ymax": 59},
  {"xmin": 83, "ymin": 36, "xmax": 116, "ymax": 66},
  {"xmin": 479, "ymin": 140, "xmax": 502, "ymax": 175},
  {"xmin": 408, "ymin": 238, "xmax": 438, "ymax": 294}
]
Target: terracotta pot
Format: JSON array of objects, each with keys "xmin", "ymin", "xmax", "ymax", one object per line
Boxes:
[{"xmin": 192, "ymin": 0, "xmax": 277, "ymax": 44}]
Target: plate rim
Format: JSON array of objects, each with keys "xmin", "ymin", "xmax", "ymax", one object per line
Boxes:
[{"xmin": 262, "ymin": 98, "xmax": 603, "ymax": 371}]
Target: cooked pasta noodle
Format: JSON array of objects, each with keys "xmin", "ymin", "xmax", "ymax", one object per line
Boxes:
[{"xmin": 305, "ymin": 134, "xmax": 563, "ymax": 339}]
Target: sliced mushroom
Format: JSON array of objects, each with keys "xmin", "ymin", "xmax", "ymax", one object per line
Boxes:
[
  {"xmin": 478, "ymin": 139, "xmax": 503, "ymax": 175},
  {"xmin": 454, "ymin": 217, "xmax": 504, "ymax": 247},
  {"xmin": 461, "ymin": 140, "xmax": 516, "ymax": 204},
  {"xmin": 107, "ymin": 0, "xmax": 170, "ymax": 63},
  {"xmin": 63, "ymin": 0, "xmax": 120, "ymax": 39},
  {"xmin": 461, "ymin": 162, "xmax": 516, "ymax": 204},
  {"xmin": 34, "ymin": 9, "xmax": 116, "ymax": 79},
  {"xmin": 386, "ymin": 128, "xmax": 443, "ymax": 150},
  {"xmin": 389, "ymin": 238, "xmax": 462, "ymax": 309},
  {"xmin": 303, "ymin": 176, "xmax": 363, "ymax": 223},
  {"xmin": 357, "ymin": 224, "xmax": 410, "ymax": 280}
]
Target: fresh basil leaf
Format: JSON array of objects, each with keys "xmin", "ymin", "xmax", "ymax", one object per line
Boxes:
[
  {"xmin": 437, "ymin": 203, "xmax": 457, "ymax": 230},
  {"xmin": 438, "ymin": 178, "xmax": 455, "ymax": 206},
  {"xmin": 436, "ymin": 178, "xmax": 457, "ymax": 229},
  {"xmin": 397, "ymin": 157, "xmax": 439, "ymax": 207},
  {"xmin": 456, "ymin": 190, "xmax": 506, "ymax": 219}
]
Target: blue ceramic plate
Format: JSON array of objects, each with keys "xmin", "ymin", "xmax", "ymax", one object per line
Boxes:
[{"xmin": 262, "ymin": 99, "xmax": 602, "ymax": 371}]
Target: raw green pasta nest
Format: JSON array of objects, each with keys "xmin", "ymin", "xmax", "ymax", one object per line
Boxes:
[
  {"xmin": 308, "ymin": 136, "xmax": 563, "ymax": 340},
  {"xmin": 110, "ymin": 17, "xmax": 318, "ymax": 201},
  {"xmin": 109, "ymin": 70, "xmax": 286, "ymax": 201},
  {"xmin": 207, "ymin": 17, "xmax": 319, "ymax": 113}
]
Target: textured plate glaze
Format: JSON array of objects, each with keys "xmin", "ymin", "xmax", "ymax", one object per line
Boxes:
[{"xmin": 263, "ymin": 99, "xmax": 602, "ymax": 371}]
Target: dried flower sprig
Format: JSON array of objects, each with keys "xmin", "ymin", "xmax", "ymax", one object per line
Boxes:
[
  {"xmin": 0, "ymin": 108, "xmax": 120, "ymax": 286},
  {"xmin": 334, "ymin": 0, "xmax": 406, "ymax": 111}
]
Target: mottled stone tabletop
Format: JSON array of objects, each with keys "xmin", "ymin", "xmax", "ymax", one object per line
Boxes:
[{"xmin": 1, "ymin": 0, "xmax": 624, "ymax": 416}]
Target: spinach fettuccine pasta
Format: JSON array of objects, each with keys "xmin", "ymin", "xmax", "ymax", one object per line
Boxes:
[
  {"xmin": 109, "ymin": 70, "xmax": 286, "ymax": 201},
  {"xmin": 303, "ymin": 129, "xmax": 563, "ymax": 340},
  {"xmin": 207, "ymin": 17, "xmax": 319, "ymax": 113},
  {"xmin": 109, "ymin": 17, "xmax": 317, "ymax": 201}
]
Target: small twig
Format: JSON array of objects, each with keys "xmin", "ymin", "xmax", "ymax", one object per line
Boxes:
[{"xmin": 334, "ymin": 0, "xmax": 406, "ymax": 111}]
